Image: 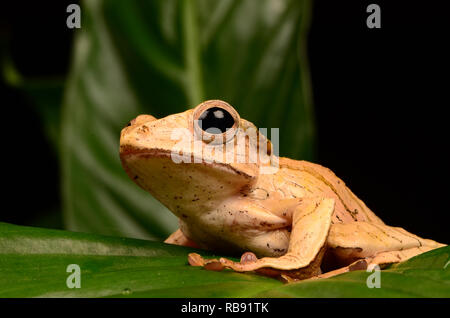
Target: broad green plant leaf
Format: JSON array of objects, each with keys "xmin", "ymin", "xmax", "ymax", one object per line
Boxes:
[
  {"xmin": 257, "ymin": 247, "xmax": 450, "ymax": 297},
  {"xmin": 61, "ymin": 0, "xmax": 315, "ymax": 239},
  {"xmin": 0, "ymin": 223, "xmax": 448, "ymax": 298},
  {"xmin": 0, "ymin": 222, "xmax": 280, "ymax": 298}
]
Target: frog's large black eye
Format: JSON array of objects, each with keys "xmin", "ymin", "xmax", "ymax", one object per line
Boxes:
[
  {"xmin": 193, "ymin": 100, "xmax": 240, "ymax": 144},
  {"xmin": 197, "ymin": 107, "xmax": 235, "ymax": 134}
]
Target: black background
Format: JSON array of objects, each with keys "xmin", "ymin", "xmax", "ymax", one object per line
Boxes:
[
  {"xmin": 0, "ymin": 1, "xmax": 448, "ymax": 243},
  {"xmin": 309, "ymin": 0, "xmax": 449, "ymax": 243}
]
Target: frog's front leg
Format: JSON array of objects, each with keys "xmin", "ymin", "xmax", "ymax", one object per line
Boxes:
[{"xmin": 189, "ymin": 197, "xmax": 335, "ymax": 276}]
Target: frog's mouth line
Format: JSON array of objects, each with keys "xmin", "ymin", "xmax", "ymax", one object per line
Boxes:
[
  {"xmin": 119, "ymin": 145, "xmax": 173, "ymax": 159},
  {"xmin": 120, "ymin": 146, "xmax": 255, "ymax": 180}
]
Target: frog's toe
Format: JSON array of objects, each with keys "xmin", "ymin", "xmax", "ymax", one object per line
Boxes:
[
  {"xmin": 219, "ymin": 257, "xmax": 244, "ymax": 271},
  {"xmin": 188, "ymin": 253, "xmax": 225, "ymax": 271},
  {"xmin": 219, "ymin": 256, "xmax": 260, "ymax": 272},
  {"xmin": 240, "ymin": 252, "xmax": 258, "ymax": 263},
  {"xmin": 188, "ymin": 253, "xmax": 206, "ymax": 266}
]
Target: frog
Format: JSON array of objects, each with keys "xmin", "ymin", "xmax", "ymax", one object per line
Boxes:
[{"xmin": 119, "ymin": 100, "xmax": 445, "ymax": 281}]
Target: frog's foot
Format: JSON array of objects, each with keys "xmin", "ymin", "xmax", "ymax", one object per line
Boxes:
[
  {"xmin": 188, "ymin": 252, "xmax": 266, "ymax": 273},
  {"xmin": 217, "ymin": 252, "xmax": 257, "ymax": 270},
  {"xmin": 187, "ymin": 252, "xmax": 288, "ymax": 278},
  {"xmin": 309, "ymin": 244, "xmax": 444, "ymax": 281},
  {"xmin": 188, "ymin": 248, "xmax": 326, "ymax": 281},
  {"xmin": 219, "ymin": 251, "xmax": 325, "ymax": 281},
  {"xmin": 218, "ymin": 252, "xmax": 270, "ymax": 272},
  {"xmin": 218, "ymin": 252, "xmax": 279, "ymax": 275}
]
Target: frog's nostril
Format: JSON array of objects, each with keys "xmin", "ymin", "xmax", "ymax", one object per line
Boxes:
[{"xmin": 126, "ymin": 115, "xmax": 157, "ymax": 128}]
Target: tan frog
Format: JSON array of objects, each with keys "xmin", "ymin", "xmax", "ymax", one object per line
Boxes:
[{"xmin": 120, "ymin": 100, "xmax": 445, "ymax": 280}]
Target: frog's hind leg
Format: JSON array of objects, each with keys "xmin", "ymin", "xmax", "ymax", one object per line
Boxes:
[
  {"xmin": 165, "ymin": 228, "xmax": 200, "ymax": 248},
  {"xmin": 313, "ymin": 245, "xmax": 441, "ymax": 280},
  {"xmin": 315, "ymin": 222, "xmax": 446, "ymax": 279},
  {"xmin": 368, "ymin": 245, "xmax": 442, "ymax": 266},
  {"xmin": 327, "ymin": 222, "xmax": 445, "ymax": 263}
]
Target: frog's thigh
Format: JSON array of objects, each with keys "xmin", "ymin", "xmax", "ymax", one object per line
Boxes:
[
  {"xmin": 220, "ymin": 197, "xmax": 335, "ymax": 271},
  {"xmin": 327, "ymin": 222, "xmax": 445, "ymax": 262},
  {"xmin": 369, "ymin": 245, "xmax": 442, "ymax": 265},
  {"xmin": 164, "ymin": 228, "xmax": 199, "ymax": 248}
]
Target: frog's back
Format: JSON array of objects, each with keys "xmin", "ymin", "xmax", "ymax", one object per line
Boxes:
[{"xmin": 277, "ymin": 157, "xmax": 385, "ymax": 225}]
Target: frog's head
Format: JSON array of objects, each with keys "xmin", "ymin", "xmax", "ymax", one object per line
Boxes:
[{"xmin": 120, "ymin": 100, "xmax": 275, "ymax": 216}]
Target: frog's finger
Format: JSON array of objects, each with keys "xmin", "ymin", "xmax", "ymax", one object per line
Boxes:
[
  {"xmin": 204, "ymin": 261, "xmax": 225, "ymax": 271},
  {"xmin": 188, "ymin": 253, "xmax": 206, "ymax": 266},
  {"xmin": 188, "ymin": 253, "xmax": 224, "ymax": 271},
  {"xmin": 240, "ymin": 252, "xmax": 258, "ymax": 263}
]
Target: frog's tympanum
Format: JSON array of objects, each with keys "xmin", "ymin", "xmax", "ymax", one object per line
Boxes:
[{"xmin": 120, "ymin": 100, "xmax": 445, "ymax": 281}]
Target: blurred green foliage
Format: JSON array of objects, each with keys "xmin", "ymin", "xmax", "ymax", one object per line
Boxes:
[{"xmin": 61, "ymin": 0, "xmax": 315, "ymax": 240}]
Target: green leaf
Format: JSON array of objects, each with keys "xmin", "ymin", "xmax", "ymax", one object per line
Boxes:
[
  {"xmin": 61, "ymin": 0, "xmax": 315, "ymax": 239},
  {"xmin": 0, "ymin": 222, "xmax": 280, "ymax": 298},
  {"xmin": 0, "ymin": 222, "xmax": 448, "ymax": 298},
  {"xmin": 256, "ymin": 247, "xmax": 450, "ymax": 298}
]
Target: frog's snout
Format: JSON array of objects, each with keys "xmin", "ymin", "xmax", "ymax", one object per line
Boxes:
[
  {"xmin": 127, "ymin": 114, "xmax": 157, "ymax": 127},
  {"xmin": 121, "ymin": 114, "xmax": 157, "ymax": 139},
  {"xmin": 120, "ymin": 114, "xmax": 158, "ymax": 154}
]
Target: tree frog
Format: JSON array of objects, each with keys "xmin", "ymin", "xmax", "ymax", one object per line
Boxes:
[{"xmin": 120, "ymin": 100, "xmax": 445, "ymax": 280}]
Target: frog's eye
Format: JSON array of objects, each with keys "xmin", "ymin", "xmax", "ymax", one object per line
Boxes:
[
  {"xmin": 193, "ymin": 100, "xmax": 240, "ymax": 144},
  {"xmin": 198, "ymin": 107, "xmax": 235, "ymax": 133}
]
